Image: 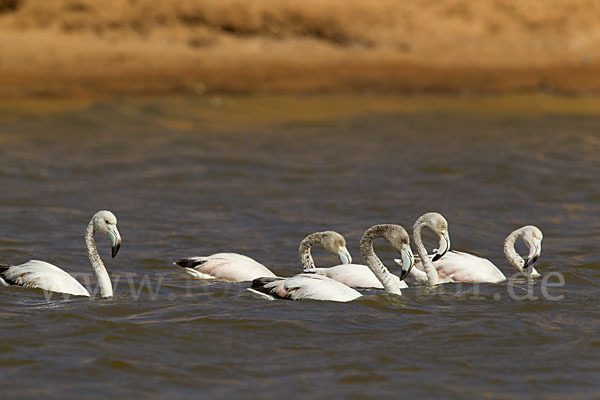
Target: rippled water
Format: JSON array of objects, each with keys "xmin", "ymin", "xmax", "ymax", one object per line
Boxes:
[{"xmin": 1, "ymin": 95, "xmax": 599, "ymax": 399}]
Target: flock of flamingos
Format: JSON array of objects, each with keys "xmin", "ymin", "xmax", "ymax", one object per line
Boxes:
[{"xmin": 0, "ymin": 210, "xmax": 543, "ymax": 302}]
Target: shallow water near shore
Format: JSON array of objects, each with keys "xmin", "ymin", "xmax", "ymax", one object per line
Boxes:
[{"xmin": 1, "ymin": 95, "xmax": 599, "ymax": 399}]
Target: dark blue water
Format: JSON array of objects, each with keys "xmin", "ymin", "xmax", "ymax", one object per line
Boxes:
[{"xmin": 1, "ymin": 95, "xmax": 599, "ymax": 399}]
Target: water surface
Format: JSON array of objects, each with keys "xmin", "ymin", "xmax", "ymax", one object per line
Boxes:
[{"xmin": 1, "ymin": 95, "xmax": 599, "ymax": 399}]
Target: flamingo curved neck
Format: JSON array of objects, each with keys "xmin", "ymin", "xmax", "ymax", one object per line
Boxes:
[
  {"xmin": 503, "ymin": 230, "xmax": 524, "ymax": 269},
  {"xmin": 413, "ymin": 221, "xmax": 439, "ymax": 285},
  {"xmin": 359, "ymin": 225, "xmax": 402, "ymax": 295},
  {"xmin": 299, "ymin": 233, "xmax": 326, "ymax": 270},
  {"xmin": 86, "ymin": 222, "xmax": 113, "ymax": 298}
]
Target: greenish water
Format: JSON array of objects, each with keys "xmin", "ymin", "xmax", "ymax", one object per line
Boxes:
[{"xmin": 0, "ymin": 95, "xmax": 599, "ymax": 399}]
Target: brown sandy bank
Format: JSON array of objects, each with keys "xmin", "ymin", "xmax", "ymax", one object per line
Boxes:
[{"xmin": 2, "ymin": 0, "xmax": 600, "ymax": 98}]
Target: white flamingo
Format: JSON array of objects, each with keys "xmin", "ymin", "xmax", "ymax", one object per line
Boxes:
[
  {"xmin": 407, "ymin": 212, "xmax": 451, "ymax": 286},
  {"xmin": 403, "ymin": 225, "xmax": 543, "ymax": 284},
  {"xmin": 174, "ymin": 231, "xmax": 352, "ymax": 282},
  {"xmin": 248, "ymin": 224, "xmax": 414, "ymax": 301},
  {"xmin": 0, "ymin": 210, "xmax": 122, "ymax": 298},
  {"xmin": 304, "ymin": 228, "xmax": 410, "ymax": 289},
  {"xmin": 175, "ymin": 252, "xmax": 275, "ymax": 282}
]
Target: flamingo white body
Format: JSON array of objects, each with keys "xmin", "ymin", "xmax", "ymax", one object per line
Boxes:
[
  {"xmin": 406, "ymin": 251, "xmax": 506, "ymax": 284},
  {"xmin": 403, "ymin": 225, "xmax": 543, "ymax": 284},
  {"xmin": 175, "ymin": 253, "xmax": 275, "ymax": 282},
  {"xmin": 249, "ymin": 273, "xmax": 362, "ymax": 302},
  {"xmin": 0, "ymin": 260, "xmax": 90, "ymax": 296},
  {"xmin": 249, "ymin": 225, "xmax": 414, "ymax": 302},
  {"xmin": 306, "ymin": 264, "xmax": 408, "ymax": 289},
  {"xmin": 0, "ymin": 210, "xmax": 122, "ymax": 298}
]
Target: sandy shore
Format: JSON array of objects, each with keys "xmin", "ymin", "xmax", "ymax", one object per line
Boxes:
[{"xmin": 2, "ymin": 0, "xmax": 600, "ymax": 97}]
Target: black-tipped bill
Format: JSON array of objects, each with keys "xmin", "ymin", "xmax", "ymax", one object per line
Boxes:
[
  {"xmin": 432, "ymin": 234, "xmax": 449, "ymax": 262},
  {"xmin": 523, "ymin": 244, "xmax": 540, "ymax": 269},
  {"xmin": 112, "ymin": 242, "xmax": 120, "ymax": 258},
  {"xmin": 398, "ymin": 244, "xmax": 415, "ymax": 281},
  {"xmin": 338, "ymin": 247, "xmax": 352, "ymax": 265},
  {"xmin": 108, "ymin": 225, "xmax": 122, "ymax": 259},
  {"xmin": 523, "ymin": 253, "xmax": 539, "ymax": 269}
]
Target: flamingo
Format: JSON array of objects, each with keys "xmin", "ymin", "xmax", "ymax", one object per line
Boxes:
[{"xmin": 0, "ymin": 210, "xmax": 122, "ymax": 297}]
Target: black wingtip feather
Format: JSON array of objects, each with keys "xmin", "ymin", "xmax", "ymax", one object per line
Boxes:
[
  {"xmin": 250, "ymin": 276, "xmax": 280, "ymax": 289},
  {"xmin": 0, "ymin": 265, "xmax": 17, "ymax": 285},
  {"xmin": 174, "ymin": 258, "xmax": 204, "ymax": 269},
  {"xmin": 250, "ymin": 277, "xmax": 293, "ymax": 300}
]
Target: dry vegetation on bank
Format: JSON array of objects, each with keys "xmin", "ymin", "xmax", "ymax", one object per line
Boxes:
[{"xmin": 2, "ymin": 0, "xmax": 600, "ymax": 97}]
